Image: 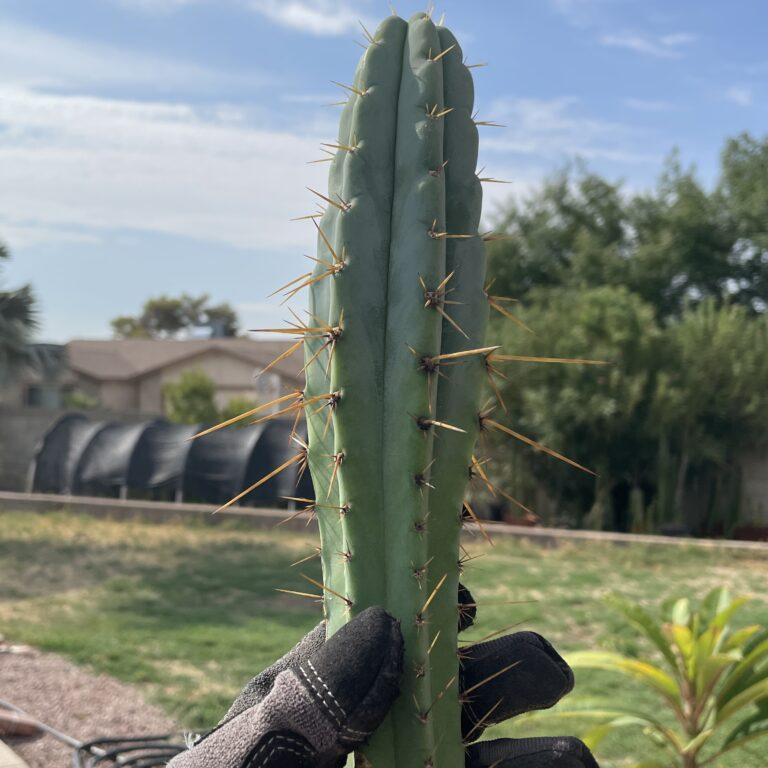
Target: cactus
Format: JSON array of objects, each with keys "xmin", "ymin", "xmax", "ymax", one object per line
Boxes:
[
  {"xmin": 195, "ymin": 10, "xmax": 603, "ymax": 767},
  {"xmin": 303, "ymin": 12, "xmax": 488, "ymax": 768}
]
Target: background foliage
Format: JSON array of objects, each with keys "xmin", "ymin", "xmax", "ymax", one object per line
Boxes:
[
  {"xmin": 0, "ymin": 241, "xmax": 37, "ymax": 386},
  {"xmin": 485, "ymin": 133, "xmax": 768, "ymax": 535}
]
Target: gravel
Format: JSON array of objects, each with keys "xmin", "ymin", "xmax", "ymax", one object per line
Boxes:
[{"xmin": 0, "ymin": 648, "xmax": 179, "ymax": 768}]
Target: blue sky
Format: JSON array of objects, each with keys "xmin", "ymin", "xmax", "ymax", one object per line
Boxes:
[{"xmin": 1, "ymin": 0, "xmax": 766, "ymax": 341}]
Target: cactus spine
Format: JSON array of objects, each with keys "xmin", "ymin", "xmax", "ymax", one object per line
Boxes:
[{"xmin": 304, "ymin": 13, "xmax": 488, "ymax": 768}]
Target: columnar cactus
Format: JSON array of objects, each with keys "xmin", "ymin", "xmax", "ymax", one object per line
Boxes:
[{"xmin": 304, "ymin": 12, "xmax": 488, "ymax": 768}]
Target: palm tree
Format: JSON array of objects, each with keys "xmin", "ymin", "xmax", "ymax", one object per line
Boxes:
[{"xmin": 0, "ymin": 241, "xmax": 38, "ymax": 385}]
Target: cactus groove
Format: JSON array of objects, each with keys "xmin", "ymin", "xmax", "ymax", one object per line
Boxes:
[{"xmin": 304, "ymin": 12, "xmax": 488, "ymax": 768}]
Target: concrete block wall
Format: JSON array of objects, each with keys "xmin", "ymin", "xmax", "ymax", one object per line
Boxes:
[{"xmin": 0, "ymin": 406, "xmax": 65, "ymax": 491}]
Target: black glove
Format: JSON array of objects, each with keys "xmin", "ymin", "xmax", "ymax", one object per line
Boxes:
[{"xmin": 169, "ymin": 588, "xmax": 598, "ymax": 768}]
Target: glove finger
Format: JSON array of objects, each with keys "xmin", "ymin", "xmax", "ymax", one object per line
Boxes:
[
  {"xmin": 171, "ymin": 607, "xmax": 403, "ymax": 768},
  {"xmin": 293, "ymin": 605, "xmax": 403, "ymax": 756},
  {"xmin": 225, "ymin": 578, "xmax": 472, "ymax": 729},
  {"xmin": 221, "ymin": 621, "xmax": 327, "ymax": 725},
  {"xmin": 458, "ymin": 582, "xmax": 477, "ymax": 632},
  {"xmin": 466, "ymin": 737, "xmax": 599, "ymax": 768},
  {"xmin": 460, "ymin": 632, "xmax": 573, "ymax": 741}
]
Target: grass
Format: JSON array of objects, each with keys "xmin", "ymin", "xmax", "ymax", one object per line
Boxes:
[{"xmin": 1, "ymin": 510, "xmax": 767, "ymax": 767}]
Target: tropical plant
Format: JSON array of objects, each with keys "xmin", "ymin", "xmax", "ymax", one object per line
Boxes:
[
  {"xmin": 561, "ymin": 588, "xmax": 768, "ymax": 768},
  {"xmin": 0, "ymin": 241, "xmax": 38, "ymax": 385}
]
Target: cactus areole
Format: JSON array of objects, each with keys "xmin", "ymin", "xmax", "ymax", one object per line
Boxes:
[{"xmin": 304, "ymin": 12, "xmax": 489, "ymax": 768}]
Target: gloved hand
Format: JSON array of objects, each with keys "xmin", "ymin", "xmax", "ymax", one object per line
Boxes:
[{"xmin": 169, "ymin": 588, "xmax": 598, "ymax": 768}]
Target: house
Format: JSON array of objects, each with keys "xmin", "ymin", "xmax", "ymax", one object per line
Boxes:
[{"xmin": 4, "ymin": 338, "xmax": 303, "ymax": 415}]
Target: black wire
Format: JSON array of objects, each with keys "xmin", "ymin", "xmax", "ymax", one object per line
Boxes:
[{"xmin": 73, "ymin": 735, "xmax": 186, "ymax": 768}]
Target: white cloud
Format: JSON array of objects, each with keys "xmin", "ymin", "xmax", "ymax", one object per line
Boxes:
[
  {"xmin": 112, "ymin": 0, "xmax": 202, "ymax": 11},
  {"xmin": 247, "ymin": 0, "xmax": 373, "ymax": 36},
  {"xmin": 0, "ymin": 19, "xmax": 266, "ymax": 93},
  {"xmin": 624, "ymin": 97, "xmax": 675, "ymax": 112},
  {"xmin": 659, "ymin": 32, "xmax": 697, "ymax": 47},
  {"xmin": 725, "ymin": 85, "xmax": 753, "ymax": 107},
  {"xmin": 600, "ymin": 31, "xmax": 696, "ymax": 59},
  {"xmin": 0, "ymin": 86, "xmax": 330, "ymax": 253},
  {"xmin": 482, "ymin": 96, "xmax": 659, "ymax": 165},
  {"xmin": 0, "ymin": 217, "xmax": 102, "ymax": 249},
  {"xmin": 113, "ymin": 0, "xmax": 376, "ymax": 34},
  {"xmin": 281, "ymin": 92, "xmax": 340, "ymax": 104}
]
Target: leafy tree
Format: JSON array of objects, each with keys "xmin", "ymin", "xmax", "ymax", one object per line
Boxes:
[
  {"xmin": 162, "ymin": 370, "xmax": 219, "ymax": 425},
  {"xmin": 485, "ymin": 133, "xmax": 768, "ymax": 533},
  {"xmin": 219, "ymin": 396, "xmax": 259, "ymax": 426},
  {"xmin": 487, "ymin": 167, "xmax": 629, "ymax": 305},
  {"xmin": 112, "ymin": 293, "xmax": 239, "ymax": 339},
  {"xmin": 487, "ymin": 145, "xmax": 766, "ymax": 322},
  {"xmin": 717, "ymin": 133, "xmax": 768, "ymax": 309},
  {"xmin": 652, "ymin": 301, "xmax": 768, "ymax": 533},
  {"xmin": 488, "ymin": 286, "xmax": 660, "ymax": 528},
  {"xmin": 0, "ymin": 241, "xmax": 38, "ymax": 384}
]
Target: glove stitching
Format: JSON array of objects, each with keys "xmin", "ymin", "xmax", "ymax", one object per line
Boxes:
[
  {"xmin": 307, "ymin": 660, "xmax": 348, "ymax": 718},
  {"xmin": 339, "ymin": 725, "xmax": 370, "ymax": 737},
  {"xmin": 246, "ymin": 733, "xmax": 314, "ymax": 768},
  {"xmin": 298, "ymin": 665, "xmax": 344, "ymax": 727}
]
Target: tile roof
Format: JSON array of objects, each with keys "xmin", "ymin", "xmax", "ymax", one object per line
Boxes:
[{"xmin": 66, "ymin": 338, "xmax": 303, "ymax": 383}]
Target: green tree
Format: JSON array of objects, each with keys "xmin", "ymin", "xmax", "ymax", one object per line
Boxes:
[
  {"xmin": 487, "ymin": 147, "xmax": 764, "ymax": 322},
  {"xmin": 717, "ymin": 133, "xmax": 768, "ymax": 309},
  {"xmin": 112, "ymin": 293, "xmax": 239, "ymax": 339},
  {"xmin": 487, "ymin": 168, "xmax": 629, "ymax": 305},
  {"xmin": 652, "ymin": 301, "xmax": 768, "ymax": 533},
  {"xmin": 485, "ymin": 133, "xmax": 768, "ymax": 533},
  {"xmin": 219, "ymin": 396, "xmax": 258, "ymax": 426},
  {"xmin": 0, "ymin": 241, "xmax": 38, "ymax": 384},
  {"xmin": 488, "ymin": 285, "xmax": 660, "ymax": 528},
  {"xmin": 627, "ymin": 155, "xmax": 736, "ymax": 319},
  {"xmin": 162, "ymin": 370, "xmax": 219, "ymax": 425}
]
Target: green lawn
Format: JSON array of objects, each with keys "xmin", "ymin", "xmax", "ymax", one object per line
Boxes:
[{"xmin": 1, "ymin": 510, "xmax": 766, "ymax": 767}]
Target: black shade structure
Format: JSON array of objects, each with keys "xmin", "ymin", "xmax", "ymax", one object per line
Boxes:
[
  {"xmin": 29, "ymin": 414, "xmax": 311, "ymax": 507},
  {"xmin": 127, "ymin": 421, "xmax": 199, "ymax": 500}
]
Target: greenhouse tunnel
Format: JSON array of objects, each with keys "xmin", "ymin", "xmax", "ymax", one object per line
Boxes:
[{"xmin": 29, "ymin": 414, "xmax": 312, "ymax": 506}]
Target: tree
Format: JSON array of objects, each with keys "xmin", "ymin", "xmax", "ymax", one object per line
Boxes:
[
  {"xmin": 488, "ymin": 286, "xmax": 661, "ymax": 529},
  {"xmin": 0, "ymin": 241, "xmax": 38, "ymax": 384},
  {"xmin": 111, "ymin": 293, "xmax": 239, "ymax": 339},
  {"xmin": 717, "ymin": 133, "xmax": 768, "ymax": 309},
  {"xmin": 219, "ymin": 396, "xmax": 258, "ymax": 425},
  {"xmin": 162, "ymin": 370, "xmax": 219, "ymax": 425},
  {"xmin": 487, "ymin": 167, "xmax": 629, "ymax": 306},
  {"xmin": 485, "ymin": 133, "xmax": 768, "ymax": 533},
  {"xmin": 652, "ymin": 301, "xmax": 768, "ymax": 533},
  {"xmin": 487, "ymin": 147, "xmax": 765, "ymax": 322}
]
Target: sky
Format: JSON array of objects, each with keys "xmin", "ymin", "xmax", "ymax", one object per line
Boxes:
[{"xmin": 1, "ymin": 0, "xmax": 767, "ymax": 342}]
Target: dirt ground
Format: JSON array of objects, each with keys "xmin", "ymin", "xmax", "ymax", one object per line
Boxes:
[{"xmin": 0, "ymin": 645, "xmax": 179, "ymax": 768}]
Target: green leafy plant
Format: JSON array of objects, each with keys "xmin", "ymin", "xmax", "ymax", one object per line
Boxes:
[
  {"xmin": 562, "ymin": 588, "xmax": 768, "ymax": 767},
  {"xmin": 163, "ymin": 369, "xmax": 219, "ymax": 424}
]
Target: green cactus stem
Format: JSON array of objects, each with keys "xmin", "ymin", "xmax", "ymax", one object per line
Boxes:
[{"xmin": 303, "ymin": 12, "xmax": 488, "ymax": 768}]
